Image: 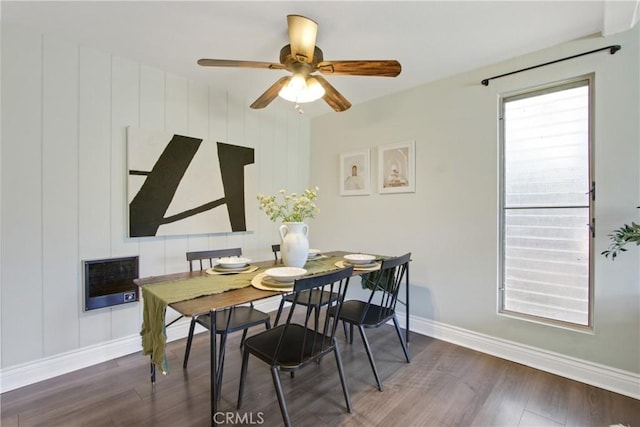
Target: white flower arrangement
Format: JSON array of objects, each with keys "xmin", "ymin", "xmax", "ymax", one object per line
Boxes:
[{"xmin": 257, "ymin": 187, "xmax": 320, "ymax": 223}]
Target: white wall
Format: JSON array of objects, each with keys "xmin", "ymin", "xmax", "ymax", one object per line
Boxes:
[
  {"xmin": 0, "ymin": 23, "xmax": 310, "ymax": 370},
  {"xmin": 311, "ymin": 25, "xmax": 639, "ymax": 375}
]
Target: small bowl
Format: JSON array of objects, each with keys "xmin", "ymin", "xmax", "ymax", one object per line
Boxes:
[
  {"xmin": 343, "ymin": 254, "xmax": 376, "ymax": 265},
  {"xmin": 215, "ymin": 256, "xmax": 250, "ymax": 269},
  {"xmin": 265, "ymin": 267, "xmax": 307, "ymax": 282}
]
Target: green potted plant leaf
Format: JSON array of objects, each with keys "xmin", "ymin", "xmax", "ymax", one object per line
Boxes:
[{"xmin": 602, "ymin": 222, "xmax": 640, "ymax": 259}]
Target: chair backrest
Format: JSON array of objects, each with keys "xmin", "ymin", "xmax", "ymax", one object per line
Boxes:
[
  {"xmin": 186, "ymin": 248, "xmax": 242, "ymax": 271},
  {"xmin": 273, "ymin": 266, "xmax": 354, "ymax": 366},
  {"xmin": 271, "ymin": 244, "xmax": 280, "ymax": 261},
  {"xmin": 359, "ymin": 252, "xmax": 411, "ymax": 324}
]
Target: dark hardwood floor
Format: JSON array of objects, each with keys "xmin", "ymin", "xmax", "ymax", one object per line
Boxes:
[{"xmin": 2, "ymin": 315, "xmax": 639, "ymax": 427}]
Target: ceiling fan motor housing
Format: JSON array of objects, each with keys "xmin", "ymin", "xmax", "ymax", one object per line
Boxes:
[{"xmin": 280, "ymin": 44, "xmax": 324, "ymax": 76}]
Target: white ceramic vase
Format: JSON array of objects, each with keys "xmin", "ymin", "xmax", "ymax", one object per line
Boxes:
[{"xmin": 279, "ymin": 222, "xmax": 309, "ymax": 268}]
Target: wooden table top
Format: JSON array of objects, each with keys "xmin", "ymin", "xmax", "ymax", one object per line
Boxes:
[{"xmin": 134, "ymin": 251, "xmax": 355, "ymax": 317}]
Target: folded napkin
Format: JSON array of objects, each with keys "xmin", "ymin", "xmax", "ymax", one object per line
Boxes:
[{"xmin": 361, "ymin": 268, "xmax": 392, "ymax": 291}]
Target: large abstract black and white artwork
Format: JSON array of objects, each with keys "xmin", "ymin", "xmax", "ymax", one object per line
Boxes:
[{"xmin": 127, "ymin": 127, "xmax": 256, "ymax": 237}]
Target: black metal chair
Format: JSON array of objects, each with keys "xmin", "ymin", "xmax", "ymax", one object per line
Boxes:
[
  {"xmin": 183, "ymin": 248, "xmax": 271, "ymax": 399},
  {"xmin": 329, "ymin": 252, "xmax": 411, "ymax": 391},
  {"xmin": 271, "ymin": 244, "xmax": 280, "ymax": 262},
  {"xmin": 271, "ymin": 245, "xmax": 341, "ymax": 327},
  {"xmin": 186, "ymin": 248, "xmax": 244, "ymax": 271},
  {"xmin": 237, "ymin": 266, "xmax": 354, "ymax": 427}
]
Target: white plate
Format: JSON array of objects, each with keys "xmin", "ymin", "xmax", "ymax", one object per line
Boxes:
[
  {"xmin": 343, "ymin": 254, "xmax": 376, "ymax": 265},
  {"xmin": 212, "ymin": 264, "xmax": 252, "ymax": 273},
  {"xmin": 215, "ymin": 256, "xmax": 250, "ymax": 269},
  {"xmin": 335, "ymin": 260, "xmax": 381, "ymax": 271},
  {"xmin": 308, "ymin": 249, "xmax": 322, "ymax": 259},
  {"xmin": 342, "ymin": 260, "xmax": 379, "ymax": 268},
  {"xmin": 264, "ymin": 267, "xmax": 307, "ymax": 282}
]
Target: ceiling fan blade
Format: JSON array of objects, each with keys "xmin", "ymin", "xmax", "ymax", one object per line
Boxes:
[
  {"xmin": 315, "ymin": 75, "xmax": 351, "ymax": 112},
  {"xmin": 287, "ymin": 15, "xmax": 318, "ymax": 63},
  {"xmin": 318, "ymin": 60, "xmax": 401, "ymax": 77},
  {"xmin": 198, "ymin": 59, "xmax": 285, "ymax": 70},
  {"xmin": 250, "ymin": 76, "xmax": 291, "ymax": 109}
]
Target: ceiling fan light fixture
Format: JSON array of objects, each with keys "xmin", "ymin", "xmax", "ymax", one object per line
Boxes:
[
  {"xmin": 289, "ymin": 74, "xmax": 306, "ymax": 91},
  {"xmin": 305, "ymin": 77, "xmax": 325, "ymax": 101},
  {"xmin": 278, "ymin": 75, "xmax": 325, "ymax": 104}
]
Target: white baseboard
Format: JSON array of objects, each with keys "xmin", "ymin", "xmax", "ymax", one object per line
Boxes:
[
  {"xmin": 403, "ymin": 312, "xmax": 640, "ymax": 400},
  {"xmin": 2, "ymin": 305, "xmax": 638, "ymax": 400},
  {"xmin": 0, "ymin": 297, "xmax": 282, "ymax": 393}
]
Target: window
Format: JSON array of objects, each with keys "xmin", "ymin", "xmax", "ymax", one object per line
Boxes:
[{"xmin": 499, "ymin": 76, "xmax": 593, "ymax": 328}]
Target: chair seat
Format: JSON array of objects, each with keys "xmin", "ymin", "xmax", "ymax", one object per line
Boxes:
[
  {"xmin": 329, "ymin": 300, "xmax": 395, "ymax": 328},
  {"xmin": 244, "ymin": 324, "xmax": 334, "ymax": 368},
  {"xmin": 195, "ymin": 306, "xmax": 271, "ymax": 334},
  {"xmin": 282, "ymin": 289, "xmax": 338, "ymax": 305}
]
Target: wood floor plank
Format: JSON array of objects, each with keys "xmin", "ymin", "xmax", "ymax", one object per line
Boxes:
[
  {"xmin": 519, "ymin": 410, "xmax": 564, "ymax": 427},
  {"xmin": 565, "ymin": 380, "xmax": 640, "ymax": 427},
  {"xmin": 469, "ymin": 359, "xmax": 537, "ymax": 426},
  {"xmin": 524, "ymin": 368, "xmax": 572, "ymax": 425}
]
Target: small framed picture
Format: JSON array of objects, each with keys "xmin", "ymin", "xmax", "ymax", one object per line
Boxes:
[
  {"xmin": 378, "ymin": 140, "xmax": 415, "ymax": 194},
  {"xmin": 339, "ymin": 149, "xmax": 371, "ymax": 196}
]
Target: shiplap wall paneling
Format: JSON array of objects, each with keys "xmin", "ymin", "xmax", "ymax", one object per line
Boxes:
[
  {"xmin": 239, "ymin": 104, "xmax": 261, "ymax": 259},
  {"xmin": 185, "ymin": 80, "xmax": 210, "ymax": 255},
  {"xmin": 207, "ymin": 89, "xmax": 232, "ymax": 252},
  {"xmin": 42, "ymin": 36, "xmax": 81, "ymax": 356},
  {"xmin": 272, "ymin": 109, "xmax": 289, "ymax": 195},
  {"xmin": 163, "ymin": 74, "xmax": 190, "ymax": 274},
  {"xmin": 1, "ymin": 25, "xmax": 45, "ymax": 365},
  {"xmin": 256, "ymin": 109, "xmax": 278, "ymax": 259},
  {"xmin": 224, "ymin": 95, "xmax": 249, "ymax": 252},
  {"xmin": 110, "ymin": 56, "xmax": 143, "ymax": 336},
  {"xmin": 289, "ymin": 113, "xmax": 312, "ymax": 245},
  {"xmin": 77, "ymin": 46, "xmax": 114, "ymax": 347},
  {"xmin": 138, "ymin": 66, "xmax": 167, "ymax": 278},
  {"xmin": 267, "ymin": 110, "xmax": 290, "ymax": 251},
  {"xmin": 111, "ymin": 56, "xmax": 140, "ymax": 257},
  {"xmin": 297, "ymin": 115, "xmax": 311, "ymax": 250},
  {"xmin": 301, "ymin": 119, "xmax": 311, "ymax": 189},
  {"xmin": 1, "ymin": 24, "xmax": 313, "ymax": 373},
  {"xmin": 286, "ymin": 112, "xmax": 302, "ymax": 190}
]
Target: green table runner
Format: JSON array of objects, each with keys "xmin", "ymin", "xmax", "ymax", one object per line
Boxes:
[
  {"xmin": 140, "ymin": 255, "xmax": 345, "ymax": 374},
  {"xmin": 141, "ymin": 273, "xmax": 256, "ymax": 373}
]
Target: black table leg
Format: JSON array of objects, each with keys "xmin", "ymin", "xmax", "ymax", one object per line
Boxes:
[
  {"xmin": 211, "ymin": 309, "xmax": 217, "ymax": 425},
  {"xmin": 150, "ymin": 356, "xmax": 156, "ymax": 384},
  {"xmin": 406, "ymin": 263, "xmax": 410, "ymax": 343}
]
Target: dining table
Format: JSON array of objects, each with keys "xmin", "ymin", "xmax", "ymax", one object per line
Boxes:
[{"xmin": 134, "ymin": 250, "xmax": 410, "ymax": 425}]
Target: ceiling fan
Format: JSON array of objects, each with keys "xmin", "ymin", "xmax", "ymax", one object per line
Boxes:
[{"xmin": 197, "ymin": 15, "xmax": 402, "ymax": 112}]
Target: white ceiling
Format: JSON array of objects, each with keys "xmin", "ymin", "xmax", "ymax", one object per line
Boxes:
[{"xmin": 3, "ymin": 1, "xmax": 638, "ymax": 117}]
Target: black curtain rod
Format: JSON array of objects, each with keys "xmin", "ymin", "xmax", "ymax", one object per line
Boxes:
[{"xmin": 481, "ymin": 44, "xmax": 621, "ymax": 86}]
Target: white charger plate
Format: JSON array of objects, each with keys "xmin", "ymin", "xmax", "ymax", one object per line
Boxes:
[{"xmin": 251, "ymin": 273, "xmax": 294, "ymax": 292}]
